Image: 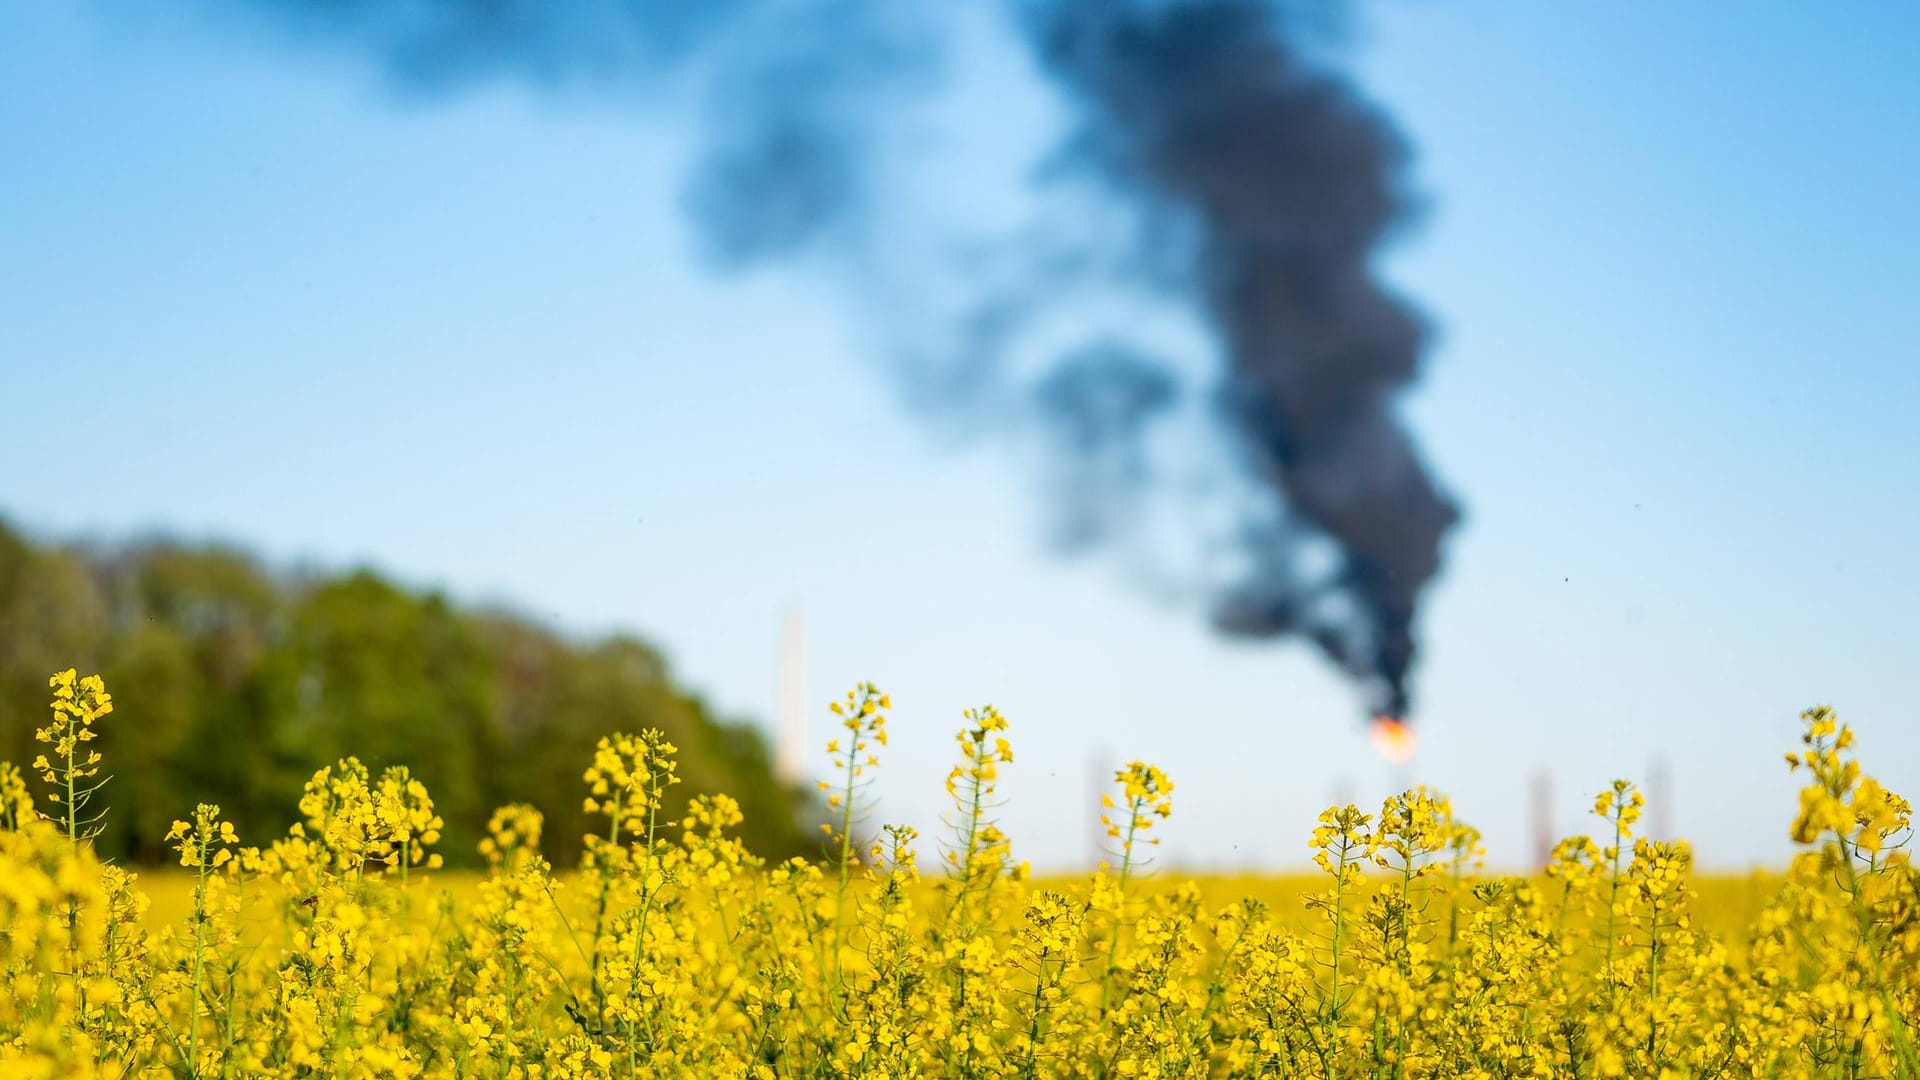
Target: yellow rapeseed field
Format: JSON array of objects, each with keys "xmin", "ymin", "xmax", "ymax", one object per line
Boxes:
[{"xmin": 3, "ymin": 672, "xmax": 1917, "ymax": 1078}]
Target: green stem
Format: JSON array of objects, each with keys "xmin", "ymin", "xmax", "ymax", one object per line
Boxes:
[
  {"xmin": 831, "ymin": 732, "xmax": 861, "ymax": 999},
  {"xmin": 1603, "ymin": 809, "xmax": 1625, "ymax": 986},
  {"xmin": 1832, "ymin": 825, "xmax": 1920, "ymax": 1076},
  {"xmin": 187, "ymin": 837, "xmax": 211, "ymax": 1077},
  {"xmin": 1324, "ymin": 837, "xmax": 1357, "ymax": 1080},
  {"xmin": 1098, "ymin": 801, "xmax": 1143, "ymax": 1018},
  {"xmin": 65, "ymin": 736, "xmax": 79, "ymax": 849},
  {"xmin": 948, "ymin": 762, "xmax": 988, "ymax": 931},
  {"xmin": 1021, "ymin": 950, "xmax": 1049, "ymax": 1080},
  {"xmin": 628, "ymin": 777, "xmax": 664, "ymax": 1070},
  {"xmin": 590, "ymin": 789, "xmax": 624, "ymax": 1025}
]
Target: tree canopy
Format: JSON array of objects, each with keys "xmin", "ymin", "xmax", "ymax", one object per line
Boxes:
[{"xmin": 0, "ymin": 519, "xmax": 811, "ymax": 865}]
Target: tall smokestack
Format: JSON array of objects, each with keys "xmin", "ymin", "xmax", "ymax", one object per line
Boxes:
[
  {"xmin": 1647, "ymin": 755, "xmax": 1672, "ymax": 841},
  {"xmin": 1530, "ymin": 767, "xmax": 1554, "ymax": 870},
  {"xmin": 1329, "ymin": 774, "xmax": 1354, "ymax": 811},
  {"xmin": 775, "ymin": 608, "xmax": 808, "ymax": 785}
]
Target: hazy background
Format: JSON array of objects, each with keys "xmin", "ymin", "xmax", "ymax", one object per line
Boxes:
[{"xmin": 4, "ymin": 1, "xmax": 1917, "ymax": 870}]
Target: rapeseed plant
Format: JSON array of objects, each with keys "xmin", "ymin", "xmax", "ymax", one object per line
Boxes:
[
  {"xmin": 1096, "ymin": 761, "xmax": 1175, "ymax": 1020},
  {"xmin": 821, "ymin": 682, "xmax": 890, "ymax": 1000},
  {"xmin": 931, "ymin": 707, "xmax": 1022, "ymax": 1080},
  {"xmin": 0, "ymin": 761, "xmax": 32, "ymax": 831},
  {"xmin": 36, "ymin": 667, "xmax": 113, "ymax": 849},
  {"xmin": 9, "ymin": 671, "xmax": 1920, "ymax": 1078}
]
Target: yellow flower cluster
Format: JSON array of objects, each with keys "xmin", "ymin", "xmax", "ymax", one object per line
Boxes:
[
  {"xmin": 478, "ymin": 802, "xmax": 544, "ymax": 871},
  {"xmin": 0, "ymin": 762, "xmax": 31, "ymax": 832},
  {"xmin": 6, "ymin": 674, "xmax": 1920, "ymax": 1078},
  {"xmin": 293, "ymin": 756, "xmax": 447, "ymax": 880},
  {"xmin": 34, "ymin": 668, "xmax": 114, "ymax": 846}
]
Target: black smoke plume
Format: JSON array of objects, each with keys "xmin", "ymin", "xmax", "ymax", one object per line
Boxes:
[
  {"xmin": 147, "ymin": 0, "xmax": 1458, "ymax": 719},
  {"xmin": 1022, "ymin": 1, "xmax": 1459, "ymax": 716}
]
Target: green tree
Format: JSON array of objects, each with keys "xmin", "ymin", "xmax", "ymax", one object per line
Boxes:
[{"xmin": 0, "ymin": 518, "xmax": 813, "ymax": 864}]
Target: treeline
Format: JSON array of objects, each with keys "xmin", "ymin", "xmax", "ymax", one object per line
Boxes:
[{"xmin": 0, "ymin": 519, "xmax": 811, "ymax": 866}]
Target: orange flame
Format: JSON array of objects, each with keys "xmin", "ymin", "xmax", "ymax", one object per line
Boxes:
[{"xmin": 1369, "ymin": 716, "xmax": 1417, "ymax": 764}]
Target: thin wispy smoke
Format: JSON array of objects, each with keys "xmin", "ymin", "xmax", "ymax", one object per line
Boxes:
[{"xmin": 152, "ymin": 0, "xmax": 1459, "ymax": 718}]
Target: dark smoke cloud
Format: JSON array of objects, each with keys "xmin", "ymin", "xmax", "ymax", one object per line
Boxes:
[
  {"xmin": 681, "ymin": 3, "xmax": 939, "ymax": 265},
  {"xmin": 145, "ymin": 0, "xmax": 1458, "ymax": 718},
  {"xmin": 1031, "ymin": 343, "xmax": 1180, "ymax": 552},
  {"xmin": 1020, "ymin": 0, "xmax": 1460, "ymax": 714},
  {"xmin": 185, "ymin": 0, "xmax": 939, "ymax": 263}
]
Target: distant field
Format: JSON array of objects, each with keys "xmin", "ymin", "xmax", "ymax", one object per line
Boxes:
[{"xmin": 132, "ymin": 867, "xmax": 1786, "ymax": 949}]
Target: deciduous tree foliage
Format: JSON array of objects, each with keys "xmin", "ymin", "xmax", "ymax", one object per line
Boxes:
[{"xmin": 0, "ymin": 519, "xmax": 809, "ymax": 865}]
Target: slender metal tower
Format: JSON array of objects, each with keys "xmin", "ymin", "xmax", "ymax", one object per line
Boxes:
[
  {"xmin": 1648, "ymin": 755, "xmax": 1672, "ymax": 841},
  {"xmin": 1330, "ymin": 775, "xmax": 1356, "ymax": 812},
  {"xmin": 1530, "ymin": 767, "xmax": 1554, "ymax": 871},
  {"xmin": 775, "ymin": 608, "xmax": 808, "ymax": 785}
]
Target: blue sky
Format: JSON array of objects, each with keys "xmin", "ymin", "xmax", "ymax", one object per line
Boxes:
[{"xmin": 4, "ymin": 2, "xmax": 1917, "ymax": 869}]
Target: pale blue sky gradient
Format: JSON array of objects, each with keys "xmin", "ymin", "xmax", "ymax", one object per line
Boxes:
[{"xmin": 4, "ymin": 2, "xmax": 1917, "ymax": 868}]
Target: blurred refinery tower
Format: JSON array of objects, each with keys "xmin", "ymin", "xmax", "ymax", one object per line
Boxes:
[
  {"xmin": 1329, "ymin": 775, "xmax": 1355, "ymax": 813},
  {"xmin": 1648, "ymin": 755, "xmax": 1672, "ymax": 840},
  {"xmin": 1530, "ymin": 767, "xmax": 1554, "ymax": 870},
  {"xmin": 775, "ymin": 609, "xmax": 808, "ymax": 785}
]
